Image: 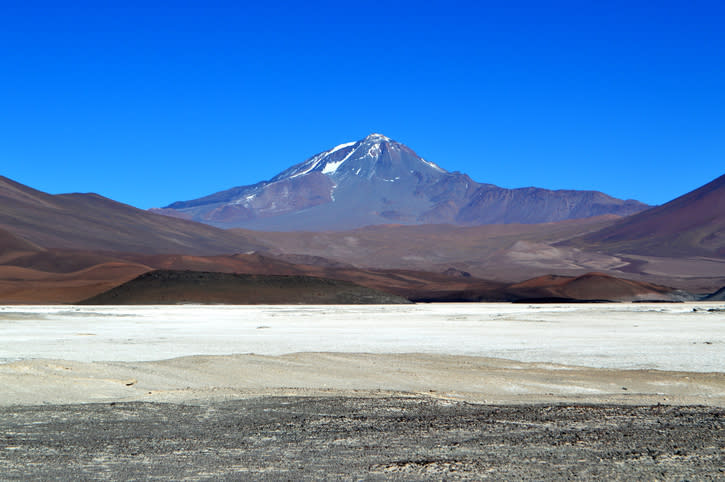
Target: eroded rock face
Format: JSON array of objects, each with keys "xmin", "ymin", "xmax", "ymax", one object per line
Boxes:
[{"xmin": 156, "ymin": 134, "xmax": 649, "ymax": 230}]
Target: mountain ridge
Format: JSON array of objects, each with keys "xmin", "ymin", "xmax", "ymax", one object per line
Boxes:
[{"xmin": 0, "ymin": 175, "xmax": 263, "ymax": 255}]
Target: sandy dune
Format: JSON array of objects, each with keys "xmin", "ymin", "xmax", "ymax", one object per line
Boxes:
[{"xmin": 2, "ymin": 352, "xmax": 723, "ymax": 407}]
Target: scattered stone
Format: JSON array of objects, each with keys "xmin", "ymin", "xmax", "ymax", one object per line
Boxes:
[{"xmin": 0, "ymin": 398, "xmax": 721, "ymax": 480}]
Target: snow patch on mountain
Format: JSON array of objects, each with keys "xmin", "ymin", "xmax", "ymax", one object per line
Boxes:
[
  {"xmin": 421, "ymin": 158, "xmax": 445, "ymax": 173},
  {"xmin": 232, "ymin": 193, "xmax": 257, "ymax": 206},
  {"xmin": 367, "ymin": 144, "xmax": 382, "ymax": 159},
  {"xmin": 322, "ymin": 145, "xmax": 359, "ymax": 174},
  {"xmin": 287, "ymin": 154, "xmax": 325, "ymax": 179},
  {"xmin": 327, "ymin": 141, "xmax": 357, "ymax": 155}
]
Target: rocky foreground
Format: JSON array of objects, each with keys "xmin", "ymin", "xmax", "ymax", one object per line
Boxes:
[
  {"xmin": 2, "ymin": 304, "xmax": 722, "ymax": 479},
  {"xmin": 1, "ymin": 396, "xmax": 722, "ymax": 480}
]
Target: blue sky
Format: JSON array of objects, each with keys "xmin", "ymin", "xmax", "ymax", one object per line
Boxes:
[{"xmin": 1, "ymin": 1, "xmax": 723, "ymax": 208}]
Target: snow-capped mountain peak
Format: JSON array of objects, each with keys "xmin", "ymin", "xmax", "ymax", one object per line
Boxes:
[
  {"xmin": 364, "ymin": 133, "xmax": 392, "ymax": 142},
  {"xmin": 272, "ymin": 133, "xmax": 447, "ymax": 183},
  {"xmin": 160, "ymin": 134, "xmax": 649, "ymax": 230}
]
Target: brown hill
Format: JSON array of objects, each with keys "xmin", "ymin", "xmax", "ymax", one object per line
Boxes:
[
  {"xmin": 0, "ymin": 176, "xmax": 264, "ymax": 255},
  {"xmin": 116, "ymin": 253, "xmax": 510, "ymax": 302},
  {"xmin": 80, "ymin": 270, "xmax": 412, "ymax": 305},
  {"xmin": 234, "ymin": 216, "xmax": 621, "ymax": 280},
  {"xmin": 3, "ymin": 250, "xmax": 133, "ymax": 274},
  {"xmin": 121, "ymin": 252, "xmax": 314, "ymax": 276},
  {"xmin": 573, "ymin": 174, "xmax": 725, "ymax": 257},
  {"xmin": 508, "ymin": 272, "xmax": 682, "ymax": 302},
  {"xmin": 0, "ymin": 248, "xmax": 508, "ymax": 304},
  {"xmin": 0, "ymin": 261, "xmax": 151, "ymax": 304},
  {"xmin": 0, "ymin": 244, "xmax": 691, "ymax": 304},
  {"xmin": 235, "ymin": 215, "xmax": 725, "ymax": 292}
]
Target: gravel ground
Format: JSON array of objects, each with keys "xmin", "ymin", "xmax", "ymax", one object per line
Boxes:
[{"xmin": 1, "ymin": 396, "xmax": 723, "ymax": 480}]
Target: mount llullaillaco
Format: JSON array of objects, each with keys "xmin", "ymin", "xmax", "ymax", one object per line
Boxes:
[{"xmin": 154, "ymin": 134, "xmax": 649, "ymax": 230}]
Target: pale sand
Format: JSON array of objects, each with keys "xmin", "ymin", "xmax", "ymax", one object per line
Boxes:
[
  {"xmin": 2, "ymin": 303, "xmax": 724, "ymax": 370},
  {"xmin": 2, "ymin": 352, "xmax": 723, "ymax": 407},
  {"xmin": 2, "ymin": 303, "xmax": 723, "ymax": 407}
]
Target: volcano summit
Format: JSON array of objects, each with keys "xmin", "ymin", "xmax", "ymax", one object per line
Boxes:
[{"xmin": 156, "ymin": 134, "xmax": 648, "ymax": 230}]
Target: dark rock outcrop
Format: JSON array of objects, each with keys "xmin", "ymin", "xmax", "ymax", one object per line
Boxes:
[{"xmin": 80, "ymin": 270, "xmax": 412, "ymax": 305}]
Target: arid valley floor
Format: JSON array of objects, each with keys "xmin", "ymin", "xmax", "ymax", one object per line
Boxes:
[{"xmin": 1, "ymin": 303, "xmax": 723, "ymax": 479}]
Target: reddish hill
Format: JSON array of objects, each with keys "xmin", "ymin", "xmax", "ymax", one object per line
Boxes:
[
  {"xmin": 122, "ymin": 252, "xmax": 313, "ymax": 276},
  {"xmin": 575, "ymin": 174, "xmax": 725, "ymax": 257},
  {"xmin": 0, "ymin": 261, "xmax": 151, "ymax": 304},
  {"xmin": 0, "ymin": 176, "xmax": 264, "ymax": 255},
  {"xmin": 0, "ymin": 248, "xmax": 509, "ymax": 304},
  {"xmin": 1, "ymin": 245, "xmax": 689, "ymax": 304},
  {"xmin": 0, "ymin": 236, "xmax": 693, "ymax": 304},
  {"xmin": 508, "ymin": 272, "xmax": 680, "ymax": 301}
]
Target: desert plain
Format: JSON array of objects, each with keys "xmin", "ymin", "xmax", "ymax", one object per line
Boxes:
[{"xmin": 1, "ymin": 302, "xmax": 724, "ymax": 479}]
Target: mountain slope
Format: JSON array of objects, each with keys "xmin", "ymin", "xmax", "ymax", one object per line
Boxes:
[
  {"xmin": 0, "ymin": 227, "xmax": 43, "ymax": 258},
  {"xmin": 573, "ymin": 174, "xmax": 725, "ymax": 257},
  {"xmin": 235, "ymin": 216, "xmax": 622, "ymax": 278},
  {"xmin": 0, "ymin": 176, "xmax": 264, "ymax": 255},
  {"xmin": 157, "ymin": 134, "xmax": 648, "ymax": 230},
  {"xmin": 704, "ymin": 286, "xmax": 725, "ymax": 301}
]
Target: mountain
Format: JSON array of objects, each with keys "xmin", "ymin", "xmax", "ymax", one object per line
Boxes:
[
  {"xmin": 573, "ymin": 174, "xmax": 725, "ymax": 257},
  {"xmin": 156, "ymin": 134, "xmax": 648, "ymax": 230},
  {"xmin": 0, "ymin": 176, "xmax": 263, "ymax": 255}
]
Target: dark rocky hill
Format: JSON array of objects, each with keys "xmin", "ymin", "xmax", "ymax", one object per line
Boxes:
[{"xmin": 80, "ymin": 270, "xmax": 412, "ymax": 305}]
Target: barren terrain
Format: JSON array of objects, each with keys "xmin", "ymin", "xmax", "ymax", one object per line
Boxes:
[
  {"xmin": 1, "ymin": 303, "xmax": 724, "ymax": 479},
  {"xmin": 2, "ymin": 303, "xmax": 723, "ymax": 404},
  {"xmin": 1, "ymin": 398, "xmax": 722, "ymax": 480}
]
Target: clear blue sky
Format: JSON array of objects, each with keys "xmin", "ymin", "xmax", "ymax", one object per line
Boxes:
[{"xmin": 1, "ymin": 1, "xmax": 723, "ymax": 208}]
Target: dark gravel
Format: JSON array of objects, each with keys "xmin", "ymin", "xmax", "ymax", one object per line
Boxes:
[{"xmin": 1, "ymin": 397, "xmax": 723, "ymax": 480}]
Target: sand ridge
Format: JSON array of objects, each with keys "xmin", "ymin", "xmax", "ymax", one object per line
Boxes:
[{"xmin": 1, "ymin": 352, "xmax": 723, "ymax": 407}]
